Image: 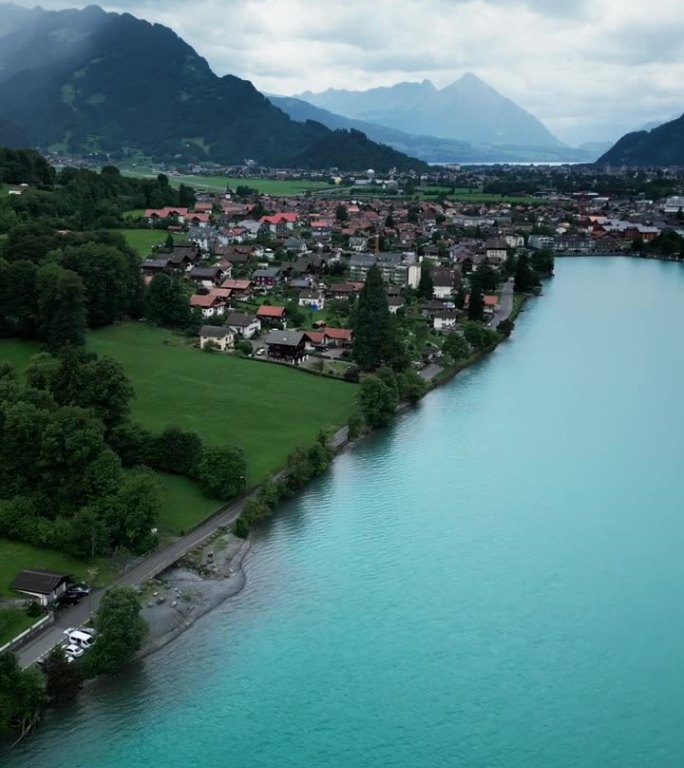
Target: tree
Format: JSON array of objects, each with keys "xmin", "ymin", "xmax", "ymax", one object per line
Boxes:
[
  {"xmin": 164, "ymin": 233, "xmax": 175, "ymax": 251},
  {"xmin": 0, "ymin": 652, "xmax": 45, "ymax": 740},
  {"xmin": 85, "ymin": 587, "xmax": 147, "ymax": 676},
  {"xmin": 472, "ymin": 264, "xmax": 498, "ymax": 293},
  {"xmin": 359, "ymin": 375, "xmax": 397, "ymax": 428},
  {"xmin": 335, "ymin": 203, "xmax": 349, "ymax": 222},
  {"xmin": 468, "ymin": 281, "xmax": 485, "ymax": 321},
  {"xmin": 417, "ymin": 265, "xmax": 434, "ymax": 300},
  {"xmin": 463, "ymin": 321, "xmax": 499, "ymax": 351},
  {"xmin": 146, "ymin": 274, "xmax": 191, "ymax": 329},
  {"xmin": 443, "ymin": 333, "xmax": 471, "ymax": 361},
  {"xmin": 352, "ymin": 265, "xmax": 392, "ymax": 371},
  {"xmin": 194, "ymin": 446, "xmax": 247, "ymax": 501},
  {"xmin": 112, "ymin": 473, "xmax": 162, "ymax": 552},
  {"xmin": 151, "ymin": 426, "xmax": 203, "ymax": 475},
  {"xmin": 43, "ymin": 646, "xmax": 83, "ymax": 704},
  {"xmin": 514, "ymin": 253, "xmax": 541, "ymax": 293},
  {"xmin": 36, "ymin": 264, "xmax": 86, "ymax": 350},
  {"xmin": 530, "ymin": 248, "xmax": 555, "ymax": 276}
]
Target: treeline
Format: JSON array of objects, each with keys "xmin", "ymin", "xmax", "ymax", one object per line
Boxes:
[
  {"xmin": 234, "ymin": 435, "xmax": 334, "ymax": 537},
  {"xmin": 0, "ymin": 148, "xmax": 54, "ymax": 187},
  {"xmin": 637, "ymin": 229, "xmax": 684, "ymax": 259},
  {"xmin": 0, "ymin": 152, "xmax": 195, "ymax": 232},
  {"xmin": 0, "ymin": 228, "xmax": 145, "ymax": 349},
  {"xmin": 0, "ymin": 347, "xmax": 247, "ymax": 560}
]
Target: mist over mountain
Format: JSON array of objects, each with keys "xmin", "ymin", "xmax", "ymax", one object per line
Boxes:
[
  {"xmin": 297, "ymin": 74, "xmax": 563, "ymax": 149},
  {"xmin": 598, "ymin": 113, "xmax": 684, "ymax": 166},
  {"xmin": 271, "ymin": 94, "xmax": 596, "ymax": 163},
  {"xmin": 0, "ymin": 3, "xmax": 427, "ymax": 171}
]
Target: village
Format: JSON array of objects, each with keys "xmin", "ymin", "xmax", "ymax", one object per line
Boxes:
[{"xmin": 136, "ymin": 169, "xmax": 684, "ymax": 376}]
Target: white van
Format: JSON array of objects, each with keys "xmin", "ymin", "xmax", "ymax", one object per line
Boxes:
[{"xmin": 63, "ymin": 629, "xmax": 96, "ymax": 649}]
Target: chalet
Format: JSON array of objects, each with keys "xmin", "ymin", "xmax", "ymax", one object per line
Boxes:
[
  {"xmin": 483, "ymin": 295, "xmax": 500, "ymax": 314},
  {"xmin": 260, "ymin": 213, "xmax": 298, "ymax": 233},
  {"xmin": 484, "ymin": 239, "xmax": 508, "ymax": 263},
  {"xmin": 264, "ymin": 330, "xmax": 307, "ymax": 364},
  {"xmin": 330, "ymin": 282, "xmax": 363, "ymax": 299},
  {"xmin": 257, "ymin": 305, "xmax": 287, "ymax": 328},
  {"xmin": 141, "ymin": 257, "xmax": 171, "ymax": 275},
  {"xmin": 298, "ymin": 291, "xmax": 325, "ymax": 311},
  {"xmin": 189, "ymin": 266, "xmax": 224, "ymax": 287},
  {"xmin": 289, "ymin": 277, "xmax": 314, "ymax": 291},
  {"xmin": 252, "ymin": 268, "xmax": 281, "ymax": 290},
  {"xmin": 145, "ymin": 207, "xmax": 189, "ymax": 223},
  {"xmin": 294, "ymin": 254, "xmax": 327, "ymax": 275},
  {"xmin": 324, "ymin": 328, "xmax": 354, "ymax": 347},
  {"xmin": 226, "ymin": 312, "xmax": 261, "ymax": 339},
  {"xmin": 187, "ymin": 212, "xmax": 211, "ymax": 227},
  {"xmin": 432, "ymin": 268, "xmax": 459, "ymax": 300},
  {"xmin": 433, "ymin": 310, "xmax": 459, "ymax": 332},
  {"xmin": 283, "ymin": 237, "xmax": 307, "ymax": 253},
  {"xmin": 11, "ymin": 569, "xmax": 70, "ymax": 606},
  {"xmin": 221, "ymin": 278, "xmax": 253, "ymax": 297},
  {"xmin": 199, "ymin": 326, "xmax": 234, "ymax": 352},
  {"xmin": 190, "ymin": 294, "xmax": 226, "ymax": 318}
]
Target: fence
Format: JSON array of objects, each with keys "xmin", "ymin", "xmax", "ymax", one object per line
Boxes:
[{"xmin": 0, "ymin": 614, "xmax": 54, "ymax": 655}]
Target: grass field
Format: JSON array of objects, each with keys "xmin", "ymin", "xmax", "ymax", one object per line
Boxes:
[
  {"xmin": 87, "ymin": 324, "xmax": 358, "ymax": 482},
  {"xmin": 0, "ymin": 538, "xmax": 113, "ymax": 599},
  {"xmin": 155, "ymin": 472, "xmax": 219, "ymax": 535},
  {"xmin": 0, "ymin": 608, "xmax": 36, "ymax": 647},
  {"xmin": 119, "ymin": 228, "xmax": 181, "ymax": 257},
  {"xmin": 123, "ymin": 169, "xmax": 332, "ymax": 196},
  {"xmin": 0, "ymin": 326, "xmax": 359, "ymax": 484}
]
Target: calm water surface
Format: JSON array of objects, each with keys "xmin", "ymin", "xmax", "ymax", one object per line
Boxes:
[{"xmin": 5, "ymin": 258, "xmax": 684, "ymax": 768}]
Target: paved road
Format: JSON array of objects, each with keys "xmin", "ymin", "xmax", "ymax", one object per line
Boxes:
[
  {"xmin": 17, "ymin": 426, "xmax": 350, "ymax": 668},
  {"xmin": 489, "ymin": 279, "xmax": 515, "ymax": 329}
]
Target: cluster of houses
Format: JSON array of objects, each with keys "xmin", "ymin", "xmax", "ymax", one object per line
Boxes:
[{"xmin": 134, "ymin": 173, "xmax": 684, "ymax": 365}]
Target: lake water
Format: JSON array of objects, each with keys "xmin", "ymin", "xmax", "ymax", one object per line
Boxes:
[{"xmin": 5, "ymin": 257, "xmax": 684, "ymax": 768}]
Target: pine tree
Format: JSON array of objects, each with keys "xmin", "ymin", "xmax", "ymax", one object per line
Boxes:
[
  {"xmin": 352, "ymin": 264, "xmax": 392, "ymax": 371},
  {"xmin": 417, "ymin": 265, "xmax": 434, "ymax": 300},
  {"xmin": 468, "ymin": 281, "xmax": 485, "ymax": 321}
]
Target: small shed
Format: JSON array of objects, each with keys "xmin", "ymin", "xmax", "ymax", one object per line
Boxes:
[{"xmin": 11, "ymin": 569, "xmax": 70, "ymax": 606}]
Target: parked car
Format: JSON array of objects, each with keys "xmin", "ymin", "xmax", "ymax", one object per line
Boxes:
[
  {"xmin": 66, "ymin": 582, "xmax": 91, "ymax": 597},
  {"xmin": 256, "ymin": 347, "xmax": 266, "ymax": 356},
  {"xmin": 49, "ymin": 593, "xmax": 81, "ymax": 610},
  {"xmin": 63, "ymin": 643, "xmax": 84, "ymax": 659},
  {"xmin": 63, "ymin": 629, "xmax": 96, "ymax": 649}
]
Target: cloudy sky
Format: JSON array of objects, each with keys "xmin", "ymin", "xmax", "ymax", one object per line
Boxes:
[{"xmin": 10, "ymin": 0, "xmax": 684, "ymax": 145}]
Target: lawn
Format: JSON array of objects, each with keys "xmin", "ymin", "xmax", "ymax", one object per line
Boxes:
[
  {"xmin": 87, "ymin": 324, "xmax": 358, "ymax": 482},
  {"xmin": 0, "ymin": 608, "xmax": 36, "ymax": 647},
  {"xmin": 155, "ymin": 472, "xmax": 219, "ymax": 536},
  {"xmin": 119, "ymin": 228, "xmax": 180, "ymax": 257},
  {"xmin": 0, "ymin": 538, "xmax": 113, "ymax": 599}
]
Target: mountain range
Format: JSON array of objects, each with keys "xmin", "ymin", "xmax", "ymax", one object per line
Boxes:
[
  {"xmin": 271, "ymin": 93, "xmax": 596, "ymax": 164},
  {"xmin": 297, "ymin": 75, "xmax": 562, "ymax": 149},
  {"xmin": 598, "ymin": 113, "xmax": 684, "ymax": 166},
  {"xmin": 0, "ymin": 3, "xmax": 427, "ymax": 171}
]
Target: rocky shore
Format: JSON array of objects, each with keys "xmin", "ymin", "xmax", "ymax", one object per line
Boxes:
[{"xmin": 138, "ymin": 531, "xmax": 251, "ymax": 657}]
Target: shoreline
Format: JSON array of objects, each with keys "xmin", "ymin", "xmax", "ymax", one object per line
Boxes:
[{"xmin": 133, "ymin": 292, "xmax": 535, "ymax": 658}]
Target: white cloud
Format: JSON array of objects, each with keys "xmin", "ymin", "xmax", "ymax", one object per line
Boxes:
[{"xmin": 7, "ymin": 0, "xmax": 684, "ymax": 145}]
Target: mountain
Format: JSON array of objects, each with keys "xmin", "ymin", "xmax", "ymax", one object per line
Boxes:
[
  {"xmin": 0, "ymin": 4, "xmax": 426, "ymax": 171},
  {"xmin": 271, "ymin": 94, "xmax": 597, "ymax": 164},
  {"xmin": 598, "ymin": 113, "xmax": 684, "ymax": 166},
  {"xmin": 297, "ymin": 74, "xmax": 563, "ymax": 148},
  {"xmin": 0, "ymin": 116, "xmax": 29, "ymax": 148}
]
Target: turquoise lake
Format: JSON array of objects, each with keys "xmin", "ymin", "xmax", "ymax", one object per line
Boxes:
[{"xmin": 5, "ymin": 257, "xmax": 684, "ymax": 768}]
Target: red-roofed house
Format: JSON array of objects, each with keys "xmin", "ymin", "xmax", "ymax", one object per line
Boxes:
[
  {"xmin": 257, "ymin": 305, "xmax": 287, "ymax": 328},
  {"xmin": 324, "ymin": 328, "xmax": 354, "ymax": 347},
  {"xmin": 260, "ymin": 213, "xmax": 299, "ymax": 233},
  {"xmin": 145, "ymin": 207, "xmax": 189, "ymax": 222},
  {"xmin": 190, "ymin": 294, "xmax": 227, "ymax": 318},
  {"xmin": 221, "ymin": 278, "xmax": 252, "ymax": 297}
]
